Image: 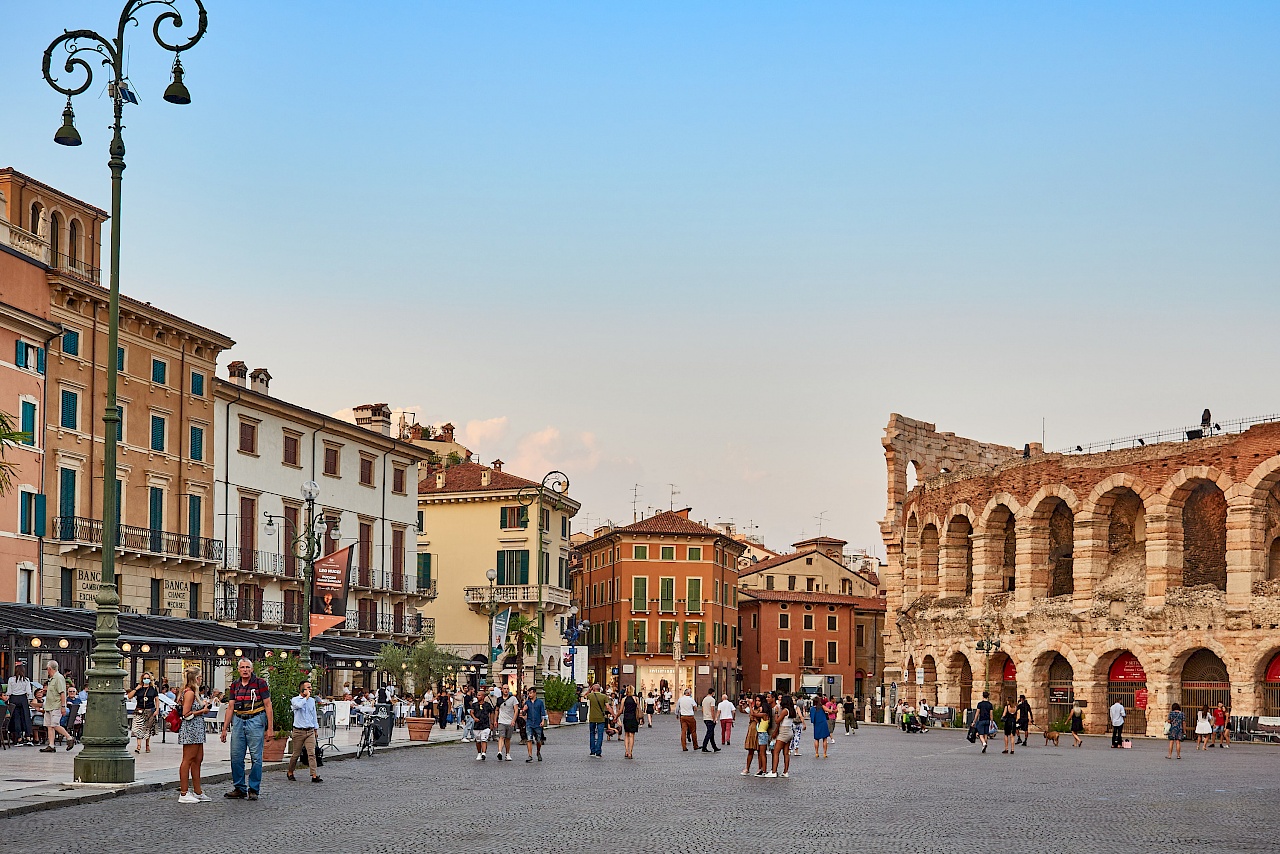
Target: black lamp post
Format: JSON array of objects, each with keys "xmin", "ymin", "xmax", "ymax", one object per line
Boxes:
[
  {"xmin": 484, "ymin": 567, "xmax": 498, "ymax": 686},
  {"xmin": 516, "ymin": 471, "xmax": 569, "ymax": 697},
  {"xmin": 976, "ymin": 629, "xmax": 1002, "ymax": 698},
  {"xmin": 43, "ymin": 0, "xmax": 207, "ymax": 785},
  {"xmin": 264, "ymin": 481, "xmax": 341, "ymax": 669},
  {"xmin": 560, "ymin": 605, "xmax": 588, "ymax": 680}
]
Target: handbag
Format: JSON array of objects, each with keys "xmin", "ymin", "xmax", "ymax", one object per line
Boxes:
[
  {"xmin": 966, "ymin": 726, "xmax": 978, "ymax": 744},
  {"xmin": 164, "ymin": 704, "xmax": 182, "ymax": 733},
  {"xmin": 1163, "ymin": 721, "xmax": 1172, "ymax": 736}
]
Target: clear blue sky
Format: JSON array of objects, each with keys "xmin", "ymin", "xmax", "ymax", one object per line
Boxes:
[{"xmin": 6, "ymin": 2, "xmax": 1278, "ymax": 553}]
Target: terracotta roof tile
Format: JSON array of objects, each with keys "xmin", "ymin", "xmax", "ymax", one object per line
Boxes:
[
  {"xmin": 613, "ymin": 510, "xmax": 724, "ymax": 537},
  {"xmin": 418, "ymin": 461, "xmax": 539, "ymax": 494},
  {"xmin": 739, "ymin": 589, "xmax": 886, "ymax": 610}
]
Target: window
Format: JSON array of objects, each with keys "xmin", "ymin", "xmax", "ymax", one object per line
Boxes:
[
  {"xmin": 116, "ymin": 403, "xmax": 125, "ymax": 442},
  {"xmin": 187, "ymin": 494, "xmax": 202, "ymax": 557},
  {"xmin": 633, "ymin": 545, "xmax": 648, "ymax": 560},
  {"xmin": 558, "ymin": 556, "xmax": 568, "ymax": 588},
  {"xmin": 856, "ymin": 625, "xmax": 865, "ymax": 647},
  {"xmin": 688, "ymin": 546, "xmax": 702, "ymax": 561},
  {"xmin": 660, "ymin": 545, "xmax": 675, "ymax": 561},
  {"xmin": 828, "ymin": 641, "xmax": 839, "ymax": 663},
  {"xmin": 806, "ymin": 557, "xmax": 813, "ymax": 565},
  {"xmin": 151, "ymin": 358, "xmax": 167, "ymax": 385},
  {"xmin": 14, "ymin": 341, "xmax": 45, "ymax": 374},
  {"xmin": 190, "ymin": 371, "xmax": 205, "ymax": 397},
  {"xmin": 60, "ymin": 568, "xmax": 74, "ymax": 608},
  {"xmin": 779, "ymin": 612, "xmax": 790, "ymax": 629},
  {"xmin": 392, "ymin": 467, "xmax": 406, "ymax": 494},
  {"xmin": 827, "ymin": 614, "xmax": 837, "ymax": 631},
  {"xmin": 150, "ymin": 414, "xmax": 166, "ymax": 451},
  {"xmin": 500, "ymin": 506, "xmax": 529, "ymax": 529},
  {"xmin": 751, "ymin": 613, "xmax": 758, "ymax": 629},
  {"xmin": 60, "ymin": 389, "xmax": 78, "ymax": 430},
  {"xmin": 359, "ymin": 455, "xmax": 374, "ymax": 486},
  {"xmin": 778, "ymin": 639, "xmax": 790, "ymax": 662},
  {"xmin": 806, "ymin": 577, "xmax": 815, "ymax": 592},
  {"xmin": 188, "ymin": 582, "xmax": 201, "ymax": 619},
  {"xmin": 190, "ymin": 425, "xmax": 204, "ymax": 461},
  {"xmin": 765, "ymin": 575, "xmax": 775, "ymax": 590},
  {"xmin": 19, "ymin": 400, "xmax": 36, "ymax": 445},
  {"xmin": 417, "ymin": 553, "xmax": 433, "ymax": 587},
  {"xmin": 803, "ymin": 614, "xmax": 814, "ymax": 630},
  {"xmin": 238, "ymin": 420, "xmax": 257, "ymax": 454},
  {"xmin": 358, "ymin": 522, "xmax": 374, "ymax": 571},
  {"xmin": 392, "ymin": 528, "xmax": 405, "ymax": 575},
  {"xmin": 632, "ymin": 576, "xmax": 648, "ymax": 611},
  {"xmin": 283, "ymin": 433, "xmax": 300, "ymax": 466},
  {"xmin": 62, "ymin": 329, "xmax": 80, "ymax": 356},
  {"xmin": 659, "ymin": 577, "xmax": 675, "ymax": 612},
  {"xmin": 19, "ymin": 491, "xmax": 45, "ymax": 536},
  {"xmin": 117, "ymin": 346, "xmax": 125, "ymax": 373},
  {"xmin": 496, "ymin": 549, "xmax": 530, "ymax": 585},
  {"xmin": 561, "ymin": 515, "xmax": 568, "ymax": 539},
  {"xmin": 787, "ymin": 575, "xmax": 796, "ymax": 591},
  {"xmin": 540, "ymin": 507, "xmax": 550, "ymax": 531},
  {"xmin": 687, "ymin": 577, "xmax": 702, "ymax": 613},
  {"xmin": 323, "ymin": 446, "xmax": 340, "ymax": 476}
]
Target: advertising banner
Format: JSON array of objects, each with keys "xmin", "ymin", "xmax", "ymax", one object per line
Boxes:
[{"xmin": 310, "ymin": 545, "xmax": 353, "ymax": 638}]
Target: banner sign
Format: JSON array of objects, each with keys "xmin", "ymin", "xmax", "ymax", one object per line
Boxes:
[
  {"xmin": 1265, "ymin": 653, "xmax": 1280, "ymax": 684},
  {"xmin": 492, "ymin": 608, "xmax": 511, "ymax": 660},
  {"xmin": 1134, "ymin": 688, "xmax": 1149, "ymax": 710},
  {"xmin": 1002, "ymin": 660, "xmax": 1017, "ymax": 682},
  {"xmin": 310, "ymin": 545, "xmax": 353, "ymax": 638},
  {"xmin": 1108, "ymin": 652, "xmax": 1147, "ymax": 683}
]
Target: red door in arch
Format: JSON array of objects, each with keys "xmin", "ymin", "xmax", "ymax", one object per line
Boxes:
[{"xmin": 1263, "ymin": 652, "xmax": 1280, "ymax": 717}]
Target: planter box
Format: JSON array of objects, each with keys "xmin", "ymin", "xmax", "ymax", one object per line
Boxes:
[
  {"xmin": 547, "ymin": 711, "xmax": 564, "ymax": 726},
  {"xmin": 407, "ymin": 717, "xmax": 435, "ymax": 742},
  {"xmin": 263, "ymin": 736, "xmax": 288, "ymax": 762}
]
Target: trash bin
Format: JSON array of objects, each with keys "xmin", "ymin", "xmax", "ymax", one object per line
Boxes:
[
  {"xmin": 373, "ymin": 702, "xmax": 394, "ymax": 746},
  {"xmin": 963, "ymin": 708, "xmax": 975, "ymax": 727}
]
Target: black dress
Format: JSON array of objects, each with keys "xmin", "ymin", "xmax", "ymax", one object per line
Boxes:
[
  {"xmin": 1003, "ymin": 708, "xmax": 1017, "ymax": 736},
  {"xmin": 622, "ymin": 696, "xmax": 640, "ymax": 733}
]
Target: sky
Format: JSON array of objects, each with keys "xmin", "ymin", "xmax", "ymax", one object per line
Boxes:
[{"xmin": 5, "ymin": 2, "xmax": 1278, "ymax": 555}]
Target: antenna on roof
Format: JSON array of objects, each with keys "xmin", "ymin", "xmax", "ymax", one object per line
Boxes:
[
  {"xmin": 668, "ymin": 483, "xmax": 680, "ymax": 511},
  {"xmin": 631, "ymin": 484, "xmax": 642, "ymax": 523},
  {"xmin": 815, "ymin": 510, "xmax": 828, "ymax": 537}
]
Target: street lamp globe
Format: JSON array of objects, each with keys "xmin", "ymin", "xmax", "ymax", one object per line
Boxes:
[
  {"xmin": 301, "ymin": 481, "xmax": 321, "ymax": 501},
  {"xmin": 329, "ymin": 524, "xmax": 342, "ymax": 541},
  {"xmin": 569, "ymin": 606, "xmax": 578, "ymax": 617},
  {"xmin": 264, "ymin": 518, "xmax": 277, "ymax": 537},
  {"xmin": 486, "ymin": 568, "xmax": 497, "ymax": 582}
]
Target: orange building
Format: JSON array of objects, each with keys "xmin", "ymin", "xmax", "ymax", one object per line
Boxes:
[{"xmin": 573, "ymin": 509, "xmax": 746, "ymax": 697}]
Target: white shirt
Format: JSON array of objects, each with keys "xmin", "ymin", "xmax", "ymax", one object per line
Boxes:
[
  {"xmin": 7, "ymin": 675, "xmax": 33, "ymax": 698},
  {"xmin": 1109, "ymin": 702, "xmax": 1127, "ymax": 726},
  {"xmin": 717, "ymin": 700, "xmax": 736, "ymax": 721},
  {"xmin": 675, "ymin": 694, "xmax": 698, "ymax": 716},
  {"xmin": 496, "ymin": 694, "xmax": 519, "ymax": 726},
  {"xmin": 701, "ymin": 694, "xmax": 717, "ymax": 721}
]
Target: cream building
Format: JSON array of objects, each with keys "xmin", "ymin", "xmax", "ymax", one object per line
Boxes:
[{"xmin": 417, "ymin": 460, "xmax": 580, "ymax": 684}]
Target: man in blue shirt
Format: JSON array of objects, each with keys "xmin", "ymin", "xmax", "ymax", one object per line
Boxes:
[
  {"xmin": 287, "ymin": 679, "xmax": 324, "ymax": 783},
  {"xmin": 522, "ymin": 686, "xmax": 548, "ymax": 762}
]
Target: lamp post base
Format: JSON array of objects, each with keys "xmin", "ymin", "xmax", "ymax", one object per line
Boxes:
[
  {"xmin": 73, "ymin": 599, "xmax": 134, "ymax": 784},
  {"xmin": 73, "ymin": 755, "xmax": 135, "ymax": 784}
]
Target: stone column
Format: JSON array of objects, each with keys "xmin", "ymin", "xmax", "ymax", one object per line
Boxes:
[
  {"xmin": 1072, "ymin": 517, "xmax": 1107, "ymax": 610},
  {"xmin": 1225, "ymin": 504, "xmax": 1266, "ymax": 610},
  {"xmin": 970, "ymin": 532, "xmax": 1002, "ymax": 610},
  {"xmin": 1144, "ymin": 510, "xmax": 1180, "ymax": 609},
  {"xmin": 939, "ymin": 540, "xmax": 966, "ymax": 599},
  {"xmin": 1014, "ymin": 523, "xmax": 1045, "ymax": 614}
]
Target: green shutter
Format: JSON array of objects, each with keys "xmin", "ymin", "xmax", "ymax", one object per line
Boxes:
[
  {"xmin": 190, "ymin": 426, "xmax": 203, "ymax": 461},
  {"xmin": 518, "ymin": 550, "xmax": 530, "ymax": 584},
  {"xmin": 496, "ymin": 550, "xmax": 506, "ymax": 585},
  {"xmin": 19, "ymin": 493, "xmax": 31, "ymax": 535},
  {"xmin": 188, "ymin": 495, "xmax": 201, "ymax": 539},
  {"xmin": 62, "ymin": 330, "xmax": 79, "ymax": 356},
  {"xmin": 417, "ymin": 553, "xmax": 432, "ymax": 587},
  {"xmin": 191, "ymin": 371, "xmax": 204, "ymax": 396},
  {"xmin": 116, "ymin": 346, "xmax": 124, "ymax": 372},
  {"xmin": 149, "ymin": 486, "xmax": 163, "ymax": 531},
  {"xmin": 33, "ymin": 493, "xmax": 46, "ymax": 537},
  {"xmin": 20, "ymin": 401, "xmax": 36, "ymax": 445},
  {"xmin": 152, "ymin": 359, "xmax": 166, "ymax": 384},
  {"xmin": 15, "ymin": 340, "xmax": 26, "ymax": 368},
  {"xmin": 35, "ymin": 347, "xmax": 45, "ymax": 374},
  {"xmin": 150, "ymin": 415, "xmax": 165, "ymax": 451},
  {"xmin": 59, "ymin": 468, "xmax": 76, "ymax": 519},
  {"xmin": 60, "ymin": 390, "xmax": 77, "ymax": 429}
]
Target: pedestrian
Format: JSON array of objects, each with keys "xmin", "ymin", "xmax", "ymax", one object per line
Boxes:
[
  {"xmin": 810, "ymin": 692, "xmax": 831, "ymax": 758},
  {"xmin": 644, "ymin": 690, "xmax": 656, "ymax": 728},
  {"xmin": 1166, "ymin": 702, "xmax": 1185, "ymax": 759},
  {"xmin": 470, "ymin": 688, "xmax": 494, "ymax": 760},
  {"xmin": 1015, "ymin": 694, "xmax": 1033, "ymax": 747},
  {"xmin": 973, "ymin": 691, "xmax": 995, "ymax": 754},
  {"xmin": 1001, "ymin": 697, "xmax": 1017, "ymax": 754},
  {"xmin": 842, "ymin": 695, "xmax": 858, "ymax": 735},
  {"xmin": 176, "ymin": 665, "xmax": 212, "ymax": 804},
  {"xmin": 286, "ymin": 678, "xmax": 324, "ymax": 783},
  {"xmin": 127, "ymin": 670, "xmax": 160, "ymax": 754},
  {"xmin": 493, "ymin": 684, "xmax": 518, "ymax": 761},
  {"xmin": 585, "ymin": 683, "xmax": 611, "ymax": 757},
  {"xmin": 742, "ymin": 696, "xmax": 768, "ymax": 777},
  {"xmin": 1212, "ymin": 701, "xmax": 1230, "ymax": 748},
  {"xmin": 461, "ymin": 687, "xmax": 476, "ymax": 742},
  {"xmin": 768, "ymin": 695, "xmax": 797, "ymax": 778},
  {"xmin": 1108, "ymin": 698, "xmax": 1126, "ymax": 748},
  {"xmin": 437, "ymin": 690, "xmax": 451, "ymax": 732},
  {"xmin": 7, "ymin": 662, "xmax": 34, "ymax": 745},
  {"xmin": 918, "ymin": 698, "xmax": 931, "ymax": 733},
  {"xmin": 1069, "ymin": 700, "xmax": 1084, "ymax": 747},
  {"xmin": 700, "ymin": 688, "xmax": 721, "ymax": 753},
  {"xmin": 619, "ymin": 685, "xmax": 640, "ymax": 759},
  {"xmin": 40, "ymin": 661, "xmax": 75, "ymax": 752},
  {"xmin": 675, "ymin": 687, "xmax": 699, "ymax": 751},
  {"xmin": 717, "ymin": 693, "xmax": 736, "ymax": 746},
  {"xmin": 220, "ymin": 657, "xmax": 273, "ymax": 800},
  {"xmin": 522, "ymin": 687, "xmax": 548, "ymax": 762},
  {"xmin": 1194, "ymin": 705, "xmax": 1212, "ymax": 749}
]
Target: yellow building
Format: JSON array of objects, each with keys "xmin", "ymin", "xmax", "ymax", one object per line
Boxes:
[{"xmin": 417, "ymin": 460, "xmax": 580, "ymax": 684}]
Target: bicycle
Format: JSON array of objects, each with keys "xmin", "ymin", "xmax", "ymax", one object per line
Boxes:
[{"xmin": 356, "ymin": 713, "xmax": 383, "ymax": 758}]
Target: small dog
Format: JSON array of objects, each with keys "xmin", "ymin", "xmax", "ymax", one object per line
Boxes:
[{"xmin": 1042, "ymin": 729, "xmax": 1060, "ymax": 747}]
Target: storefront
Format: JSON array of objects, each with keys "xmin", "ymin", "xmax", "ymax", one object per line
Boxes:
[{"xmin": 1107, "ymin": 651, "xmax": 1148, "ymax": 736}]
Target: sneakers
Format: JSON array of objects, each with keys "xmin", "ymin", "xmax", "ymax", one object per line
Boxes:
[
  {"xmin": 526, "ymin": 757, "xmax": 534, "ymax": 763},
  {"xmin": 537, "ymin": 755, "xmax": 542, "ymax": 761},
  {"xmin": 496, "ymin": 752, "xmax": 504, "ymax": 761},
  {"xmin": 476, "ymin": 753, "xmax": 484, "ymax": 761},
  {"xmin": 741, "ymin": 769, "xmax": 750, "ymax": 776},
  {"xmin": 763, "ymin": 772, "xmax": 778, "ymax": 778},
  {"xmin": 178, "ymin": 792, "xmax": 200, "ymax": 804},
  {"xmin": 480, "ymin": 753, "xmax": 487, "ymax": 761},
  {"xmin": 311, "ymin": 777, "xmax": 323, "ymax": 783},
  {"xmin": 195, "ymin": 793, "xmax": 212, "ymax": 802}
]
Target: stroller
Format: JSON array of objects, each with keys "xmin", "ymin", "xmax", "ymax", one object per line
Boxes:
[{"xmin": 903, "ymin": 711, "xmax": 923, "ymax": 733}]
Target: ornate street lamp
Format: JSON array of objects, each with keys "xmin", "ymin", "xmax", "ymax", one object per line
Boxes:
[
  {"xmin": 485, "ymin": 567, "xmax": 498, "ymax": 686},
  {"xmin": 43, "ymin": 0, "xmax": 207, "ymax": 785},
  {"xmin": 560, "ymin": 605, "xmax": 588, "ymax": 680},
  {"xmin": 976, "ymin": 629, "xmax": 1002, "ymax": 697},
  {"xmin": 516, "ymin": 471, "xmax": 569, "ymax": 697},
  {"xmin": 264, "ymin": 480, "xmax": 341, "ymax": 669}
]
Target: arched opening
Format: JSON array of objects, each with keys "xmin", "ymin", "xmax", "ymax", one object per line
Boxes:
[
  {"xmin": 50, "ymin": 211, "xmax": 62, "ymax": 261},
  {"xmin": 1180, "ymin": 649, "xmax": 1230, "ymax": 713},
  {"xmin": 905, "ymin": 656, "xmax": 917, "ymax": 703},
  {"xmin": 1182, "ymin": 482, "xmax": 1227, "ymax": 590},
  {"xmin": 944, "ymin": 515, "xmax": 973, "ymax": 597},
  {"xmin": 1048, "ymin": 501, "xmax": 1074, "ymax": 597},
  {"xmin": 922, "ymin": 655, "xmax": 938, "ymax": 705},
  {"xmin": 988, "ymin": 504, "xmax": 1017, "ymax": 592},
  {"xmin": 69, "ymin": 218, "xmax": 81, "ymax": 265},
  {"xmin": 29, "ymin": 202, "xmax": 42, "ymax": 234},
  {"xmin": 1270, "ymin": 538, "xmax": 1280, "ymax": 583},
  {"xmin": 854, "ymin": 669, "xmax": 865, "ymax": 705},
  {"xmin": 1102, "ymin": 488, "xmax": 1146, "ymax": 592},
  {"xmin": 906, "ymin": 461, "xmax": 920, "ymax": 492},
  {"xmin": 904, "ymin": 515, "xmax": 919, "ymax": 596},
  {"xmin": 992, "ymin": 654, "xmax": 1017, "ymax": 707},
  {"xmin": 1263, "ymin": 652, "xmax": 1280, "ymax": 717},
  {"xmin": 953, "ymin": 654, "xmax": 973, "ymax": 711},
  {"xmin": 1046, "ymin": 653, "xmax": 1074, "ymax": 725},
  {"xmin": 919, "ymin": 524, "xmax": 939, "ymax": 594},
  {"xmin": 1267, "ymin": 484, "xmax": 1280, "ymax": 582},
  {"xmin": 1106, "ymin": 651, "xmax": 1148, "ymax": 736}
]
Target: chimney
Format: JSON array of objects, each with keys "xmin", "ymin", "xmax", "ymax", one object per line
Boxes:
[
  {"xmin": 227, "ymin": 361, "xmax": 248, "ymax": 388},
  {"xmin": 249, "ymin": 367, "xmax": 271, "ymax": 395},
  {"xmin": 481, "ymin": 469, "xmax": 491, "ymax": 487},
  {"xmin": 491, "ymin": 459, "xmax": 504, "ymax": 472},
  {"xmin": 440, "ymin": 423, "xmax": 455, "ymax": 443},
  {"xmin": 351, "ymin": 403, "xmax": 391, "ymax": 436},
  {"xmin": 435, "ymin": 471, "xmax": 446, "ymax": 489}
]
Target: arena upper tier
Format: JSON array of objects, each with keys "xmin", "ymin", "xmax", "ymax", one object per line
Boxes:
[{"xmin": 878, "ymin": 414, "xmax": 1280, "ymax": 736}]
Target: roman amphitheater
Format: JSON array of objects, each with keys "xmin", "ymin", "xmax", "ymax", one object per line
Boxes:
[{"xmin": 878, "ymin": 413, "xmax": 1280, "ymax": 737}]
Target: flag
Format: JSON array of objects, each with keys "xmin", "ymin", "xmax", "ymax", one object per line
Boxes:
[{"xmin": 309, "ymin": 544, "xmax": 353, "ymax": 638}]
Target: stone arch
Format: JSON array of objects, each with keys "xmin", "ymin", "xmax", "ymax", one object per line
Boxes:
[
  {"xmin": 941, "ymin": 506, "xmax": 975, "ymax": 597},
  {"xmin": 1177, "ymin": 648, "xmax": 1232, "ymax": 714},
  {"xmin": 905, "ymin": 655, "xmax": 918, "ymax": 703},
  {"xmin": 1079, "ymin": 473, "xmax": 1155, "ymax": 520},
  {"xmin": 977, "ymin": 494, "xmax": 1020, "ymax": 596},
  {"xmin": 1022, "ymin": 486, "xmax": 1078, "ymax": 598},
  {"xmin": 1091, "ymin": 645, "xmax": 1153, "ymax": 735},
  {"xmin": 945, "ymin": 649, "xmax": 974, "ymax": 711},
  {"xmin": 68, "ymin": 217, "xmax": 82, "ymax": 264},
  {"xmin": 919, "ymin": 523, "xmax": 940, "ymax": 596},
  {"xmin": 1230, "ymin": 453, "xmax": 1280, "ymax": 509},
  {"xmin": 49, "ymin": 210, "xmax": 63, "ymax": 261},
  {"xmin": 921, "ymin": 654, "xmax": 938, "ymax": 704},
  {"xmin": 1145, "ymin": 466, "xmax": 1235, "ymax": 596},
  {"xmin": 1085, "ymin": 479, "xmax": 1151, "ymax": 596},
  {"xmin": 1255, "ymin": 645, "xmax": 1280, "ymax": 717}
]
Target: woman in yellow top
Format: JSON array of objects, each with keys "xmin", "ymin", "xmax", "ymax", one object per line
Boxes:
[{"xmin": 742, "ymin": 696, "xmax": 770, "ymax": 777}]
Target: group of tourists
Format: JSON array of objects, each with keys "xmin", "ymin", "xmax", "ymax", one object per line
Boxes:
[
  {"xmin": 2, "ymin": 661, "xmax": 79, "ymax": 751},
  {"xmin": 461, "ymin": 683, "xmax": 549, "ymax": 762}
]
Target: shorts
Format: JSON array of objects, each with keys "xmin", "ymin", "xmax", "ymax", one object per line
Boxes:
[
  {"xmin": 473, "ymin": 728, "xmax": 491, "ymax": 742},
  {"xmin": 527, "ymin": 725, "xmax": 545, "ymax": 744},
  {"xmin": 1213, "ymin": 725, "xmax": 1225, "ymax": 734},
  {"xmin": 756, "ymin": 732, "xmax": 769, "ymax": 747},
  {"xmin": 495, "ymin": 723, "xmax": 515, "ymax": 740}
]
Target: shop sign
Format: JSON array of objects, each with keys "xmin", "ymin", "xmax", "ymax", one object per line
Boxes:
[
  {"xmin": 1002, "ymin": 660, "xmax": 1017, "ymax": 682},
  {"xmin": 1049, "ymin": 687, "xmax": 1073, "ymax": 704},
  {"xmin": 1108, "ymin": 652, "xmax": 1147, "ymax": 683}
]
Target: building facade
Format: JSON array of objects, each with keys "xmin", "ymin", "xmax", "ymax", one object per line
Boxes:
[
  {"xmin": 737, "ymin": 536, "xmax": 885, "ymax": 699},
  {"xmin": 417, "ymin": 460, "xmax": 579, "ymax": 685},
  {"xmin": 214, "ymin": 375, "xmax": 433, "ymax": 663},
  {"xmin": 574, "ymin": 509, "xmax": 746, "ymax": 697},
  {"xmin": 879, "ymin": 413, "xmax": 1280, "ymax": 736}
]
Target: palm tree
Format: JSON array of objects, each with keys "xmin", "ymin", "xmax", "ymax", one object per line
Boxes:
[
  {"xmin": 503, "ymin": 613, "xmax": 544, "ymax": 695},
  {"xmin": 0, "ymin": 410, "xmax": 29, "ymax": 495}
]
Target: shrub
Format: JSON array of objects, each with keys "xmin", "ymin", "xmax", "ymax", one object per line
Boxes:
[{"xmin": 543, "ymin": 675, "xmax": 578, "ymax": 712}]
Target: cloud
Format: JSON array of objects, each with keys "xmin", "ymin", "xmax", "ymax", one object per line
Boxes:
[
  {"xmin": 460, "ymin": 416, "xmax": 509, "ymax": 450},
  {"xmin": 510, "ymin": 427, "xmax": 603, "ymax": 480}
]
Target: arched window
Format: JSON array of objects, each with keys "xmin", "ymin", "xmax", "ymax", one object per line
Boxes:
[
  {"xmin": 1048, "ymin": 501, "xmax": 1074, "ymax": 597},
  {"xmin": 29, "ymin": 202, "xmax": 43, "ymax": 235},
  {"xmin": 69, "ymin": 219, "xmax": 81, "ymax": 265},
  {"xmin": 919, "ymin": 524, "xmax": 939, "ymax": 594},
  {"xmin": 50, "ymin": 212, "xmax": 63, "ymax": 261},
  {"xmin": 1181, "ymin": 649, "xmax": 1230, "ymax": 710},
  {"xmin": 1182, "ymin": 482, "xmax": 1226, "ymax": 590}
]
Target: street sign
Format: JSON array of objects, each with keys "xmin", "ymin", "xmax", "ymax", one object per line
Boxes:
[
  {"xmin": 1134, "ymin": 688, "xmax": 1149, "ymax": 710},
  {"xmin": 826, "ymin": 676, "xmax": 835, "ymax": 684}
]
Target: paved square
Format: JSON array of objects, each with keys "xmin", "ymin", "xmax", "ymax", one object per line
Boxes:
[{"xmin": 14, "ymin": 716, "xmax": 1279, "ymax": 852}]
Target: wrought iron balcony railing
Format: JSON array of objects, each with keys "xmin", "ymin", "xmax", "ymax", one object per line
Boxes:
[
  {"xmin": 54, "ymin": 516, "xmax": 223, "ymax": 561},
  {"xmin": 216, "ymin": 597, "xmax": 296, "ymax": 625},
  {"xmin": 463, "ymin": 584, "xmax": 572, "ymax": 608},
  {"xmin": 225, "ymin": 546, "xmax": 286, "ymax": 576}
]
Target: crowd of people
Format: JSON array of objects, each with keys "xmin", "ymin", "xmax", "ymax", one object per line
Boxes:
[{"xmin": 2, "ymin": 661, "xmax": 80, "ymax": 751}]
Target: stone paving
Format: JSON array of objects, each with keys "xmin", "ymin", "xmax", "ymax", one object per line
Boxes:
[{"xmin": 10, "ymin": 715, "xmax": 1280, "ymax": 853}]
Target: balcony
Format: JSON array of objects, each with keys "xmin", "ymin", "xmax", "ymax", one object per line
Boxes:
[
  {"xmin": 215, "ymin": 598, "xmax": 300, "ymax": 626},
  {"xmin": 340, "ymin": 611, "xmax": 428, "ymax": 636},
  {"xmin": 51, "ymin": 250, "xmax": 101, "ymax": 285},
  {"xmin": 54, "ymin": 516, "xmax": 223, "ymax": 562},
  {"xmin": 224, "ymin": 546, "xmax": 287, "ymax": 577},
  {"xmin": 623, "ymin": 639, "xmax": 708, "ymax": 656},
  {"xmin": 801, "ymin": 656, "xmax": 827, "ymax": 670},
  {"xmin": 349, "ymin": 566, "xmax": 416, "ymax": 594},
  {"xmin": 463, "ymin": 584, "xmax": 573, "ymax": 612}
]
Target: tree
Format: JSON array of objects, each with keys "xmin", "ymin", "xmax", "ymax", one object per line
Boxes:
[
  {"xmin": 375, "ymin": 640, "xmax": 465, "ymax": 716},
  {"xmin": 503, "ymin": 613, "xmax": 544, "ymax": 695},
  {"xmin": 0, "ymin": 410, "xmax": 29, "ymax": 495}
]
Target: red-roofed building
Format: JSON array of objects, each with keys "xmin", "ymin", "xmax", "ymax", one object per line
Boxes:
[{"xmin": 573, "ymin": 508, "xmax": 747, "ymax": 697}]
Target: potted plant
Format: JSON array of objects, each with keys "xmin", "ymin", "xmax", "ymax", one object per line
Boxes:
[
  {"xmin": 376, "ymin": 639, "xmax": 462, "ymax": 741},
  {"xmin": 543, "ymin": 675, "xmax": 577, "ymax": 725},
  {"xmin": 255, "ymin": 651, "xmax": 308, "ymax": 762}
]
